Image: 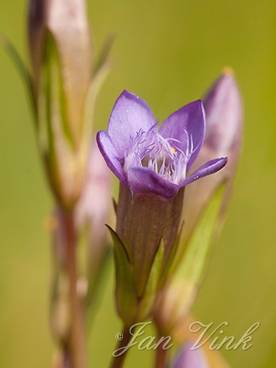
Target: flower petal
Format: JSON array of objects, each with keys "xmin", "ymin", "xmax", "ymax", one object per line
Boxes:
[
  {"xmin": 127, "ymin": 167, "xmax": 179, "ymax": 198},
  {"xmin": 173, "ymin": 342, "xmax": 208, "ymax": 368},
  {"xmin": 160, "ymin": 100, "xmax": 206, "ymax": 168},
  {"xmin": 180, "ymin": 157, "xmax": 227, "ymax": 187},
  {"xmin": 96, "ymin": 131, "xmax": 126, "ymax": 183},
  {"xmin": 108, "ymin": 90, "xmax": 156, "ymax": 157}
]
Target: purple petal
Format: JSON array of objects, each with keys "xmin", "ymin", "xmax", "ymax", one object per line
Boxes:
[
  {"xmin": 160, "ymin": 100, "xmax": 206, "ymax": 168},
  {"xmin": 173, "ymin": 343, "xmax": 208, "ymax": 368},
  {"xmin": 127, "ymin": 167, "xmax": 179, "ymax": 198},
  {"xmin": 96, "ymin": 131, "xmax": 126, "ymax": 183},
  {"xmin": 107, "ymin": 90, "xmax": 156, "ymax": 157},
  {"xmin": 181, "ymin": 157, "xmax": 227, "ymax": 187}
]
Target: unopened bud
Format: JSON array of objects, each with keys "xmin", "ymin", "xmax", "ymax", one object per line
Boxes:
[
  {"xmin": 27, "ymin": 0, "xmax": 101, "ymax": 207},
  {"xmin": 154, "ymin": 71, "xmax": 243, "ymax": 335},
  {"xmin": 28, "ymin": 0, "xmax": 92, "ymax": 142},
  {"xmin": 204, "ymin": 68, "xmax": 242, "ymax": 155},
  {"xmin": 182, "ymin": 70, "xmax": 243, "ymax": 242}
]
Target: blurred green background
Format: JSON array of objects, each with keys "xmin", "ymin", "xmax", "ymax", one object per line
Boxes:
[{"xmin": 0, "ymin": 0, "xmax": 276, "ymax": 367}]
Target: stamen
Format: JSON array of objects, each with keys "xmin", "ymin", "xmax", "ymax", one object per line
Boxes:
[{"xmin": 124, "ymin": 129, "xmax": 191, "ymax": 184}]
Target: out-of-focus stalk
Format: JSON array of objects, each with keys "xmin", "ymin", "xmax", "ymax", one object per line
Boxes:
[
  {"xmin": 28, "ymin": 0, "xmax": 92, "ymax": 145},
  {"xmin": 51, "ymin": 208, "xmax": 86, "ymax": 368},
  {"xmin": 28, "ymin": 0, "xmax": 94, "ymax": 208},
  {"xmin": 110, "ymin": 326, "xmax": 133, "ymax": 368},
  {"xmin": 26, "ymin": 1, "xmax": 111, "ymax": 367},
  {"xmin": 154, "ymin": 340, "xmax": 169, "ymax": 368},
  {"xmin": 76, "ymin": 137, "xmax": 113, "ymax": 312},
  {"xmin": 28, "ymin": 1, "xmax": 93, "ymax": 366}
]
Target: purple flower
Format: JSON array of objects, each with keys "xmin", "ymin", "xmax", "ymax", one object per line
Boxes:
[
  {"xmin": 97, "ymin": 91, "xmax": 227, "ymax": 324},
  {"xmin": 97, "ymin": 91, "xmax": 227, "ymax": 199},
  {"xmin": 173, "ymin": 343, "xmax": 208, "ymax": 368}
]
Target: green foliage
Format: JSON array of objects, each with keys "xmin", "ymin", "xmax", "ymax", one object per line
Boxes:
[
  {"xmin": 176, "ymin": 184, "xmax": 225, "ymax": 286},
  {"xmin": 138, "ymin": 240, "xmax": 165, "ymax": 320},
  {"xmin": 107, "ymin": 226, "xmax": 138, "ymax": 326}
]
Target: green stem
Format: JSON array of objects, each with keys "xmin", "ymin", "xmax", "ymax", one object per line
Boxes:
[
  {"xmin": 155, "ymin": 343, "xmax": 168, "ymax": 368},
  {"xmin": 154, "ymin": 326, "xmax": 169, "ymax": 368},
  {"xmin": 110, "ymin": 326, "xmax": 132, "ymax": 368}
]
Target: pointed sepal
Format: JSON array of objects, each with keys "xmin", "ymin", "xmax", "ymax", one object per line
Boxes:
[
  {"xmin": 138, "ymin": 239, "xmax": 165, "ymax": 320},
  {"xmin": 107, "ymin": 226, "xmax": 138, "ymax": 326}
]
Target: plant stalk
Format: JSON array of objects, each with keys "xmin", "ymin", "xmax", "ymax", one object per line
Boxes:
[
  {"xmin": 53, "ymin": 208, "xmax": 87, "ymax": 368},
  {"xmin": 110, "ymin": 326, "xmax": 132, "ymax": 368},
  {"xmin": 155, "ymin": 343, "xmax": 168, "ymax": 368}
]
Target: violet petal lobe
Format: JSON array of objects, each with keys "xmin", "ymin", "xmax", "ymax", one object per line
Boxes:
[
  {"xmin": 160, "ymin": 100, "xmax": 206, "ymax": 167},
  {"xmin": 180, "ymin": 157, "xmax": 227, "ymax": 188},
  {"xmin": 173, "ymin": 343, "xmax": 208, "ymax": 368},
  {"xmin": 127, "ymin": 166, "xmax": 179, "ymax": 198},
  {"xmin": 107, "ymin": 90, "xmax": 156, "ymax": 157},
  {"xmin": 96, "ymin": 131, "xmax": 126, "ymax": 183}
]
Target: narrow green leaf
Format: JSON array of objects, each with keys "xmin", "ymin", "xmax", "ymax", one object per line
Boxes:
[
  {"xmin": 1, "ymin": 36, "xmax": 37, "ymax": 120},
  {"xmin": 82, "ymin": 49, "xmax": 111, "ymax": 144},
  {"xmin": 107, "ymin": 226, "xmax": 137, "ymax": 325},
  {"xmin": 93, "ymin": 34, "xmax": 115, "ymax": 77},
  {"xmin": 45, "ymin": 34, "xmax": 75, "ymax": 149},
  {"xmin": 86, "ymin": 244, "xmax": 113, "ymax": 330},
  {"xmin": 156, "ymin": 185, "xmax": 226, "ymax": 331},
  {"xmin": 139, "ymin": 241, "xmax": 165, "ymax": 320},
  {"xmin": 175, "ymin": 183, "xmax": 225, "ymax": 286}
]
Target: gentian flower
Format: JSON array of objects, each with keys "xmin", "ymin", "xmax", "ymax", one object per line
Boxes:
[
  {"xmin": 97, "ymin": 90, "xmax": 227, "ymax": 199},
  {"xmin": 97, "ymin": 91, "xmax": 227, "ymax": 325},
  {"xmin": 172, "ymin": 343, "xmax": 208, "ymax": 368}
]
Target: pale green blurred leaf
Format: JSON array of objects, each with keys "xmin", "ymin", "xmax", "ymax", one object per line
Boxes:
[
  {"xmin": 177, "ymin": 184, "xmax": 225, "ymax": 285},
  {"xmin": 1, "ymin": 36, "xmax": 37, "ymax": 119},
  {"xmin": 139, "ymin": 240, "xmax": 165, "ymax": 320},
  {"xmin": 107, "ymin": 226, "xmax": 137, "ymax": 326}
]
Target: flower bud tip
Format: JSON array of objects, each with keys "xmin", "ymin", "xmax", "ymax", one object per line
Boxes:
[{"xmin": 222, "ymin": 66, "xmax": 234, "ymax": 76}]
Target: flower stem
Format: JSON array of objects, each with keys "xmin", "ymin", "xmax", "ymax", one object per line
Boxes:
[
  {"xmin": 64, "ymin": 210, "xmax": 86, "ymax": 368},
  {"xmin": 110, "ymin": 326, "xmax": 132, "ymax": 368},
  {"xmin": 53, "ymin": 208, "xmax": 87, "ymax": 368},
  {"xmin": 155, "ymin": 343, "xmax": 168, "ymax": 368}
]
